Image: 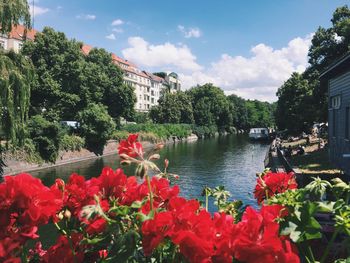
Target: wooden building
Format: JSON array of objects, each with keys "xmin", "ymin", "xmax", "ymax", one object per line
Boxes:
[{"xmin": 320, "ymin": 53, "xmax": 350, "ymax": 175}]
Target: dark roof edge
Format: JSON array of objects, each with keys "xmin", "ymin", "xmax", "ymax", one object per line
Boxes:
[{"xmin": 320, "ymin": 52, "xmax": 350, "ymax": 78}]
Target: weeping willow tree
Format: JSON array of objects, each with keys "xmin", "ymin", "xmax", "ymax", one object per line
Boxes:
[
  {"xmin": 0, "ymin": 50, "xmax": 33, "ymax": 145},
  {"xmin": 0, "ymin": 0, "xmax": 31, "ymax": 34},
  {"xmin": 0, "ymin": 51, "xmax": 34, "ymax": 177},
  {"xmin": 0, "ymin": 0, "xmax": 31, "ymax": 178}
]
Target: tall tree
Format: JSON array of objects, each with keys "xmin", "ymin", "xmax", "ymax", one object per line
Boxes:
[
  {"xmin": 149, "ymin": 92, "xmax": 194, "ymax": 124},
  {"xmin": 276, "ymin": 73, "xmax": 313, "ymax": 135},
  {"xmin": 305, "ymin": 5, "xmax": 350, "ymax": 122},
  {"xmin": 186, "ymin": 83, "xmax": 232, "ymax": 128},
  {"xmin": 0, "ymin": 50, "xmax": 34, "ymax": 146},
  {"xmin": 84, "ymin": 48, "xmax": 136, "ymax": 120},
  {"xmin": 0, "ymin": 0, "xmax": 31, "ymax": 34},
  {"xmin": 22, "ymin": 27, "xmax": 136, "ymax": 121}
]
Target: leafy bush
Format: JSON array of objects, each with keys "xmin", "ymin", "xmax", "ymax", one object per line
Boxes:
[
  {"xmin": 78, "ymin": 103, "xmax": 116, "ymax": 155},
  {"xmin": 27, "ymin": 115, "xmax": 62, "ymax": 163},
  {"xmin": 121, "ymin": 123, "xmax": 192, "ymax": 140},
  {"xmin": 111, "ymin": 130, "xmax": 130, "ymax": 141},
  {"xmin": 60, "ymin": 135, "xmax": 85, "ymax": 152},
  {"xmin": 192, "ymin": 125, "xmax": 217, "ymax": 138}
]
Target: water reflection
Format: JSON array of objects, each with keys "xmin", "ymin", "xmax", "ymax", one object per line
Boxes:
[{"xmin": 32, "ymin": 135, "xmax": 269, "ymax": 211}]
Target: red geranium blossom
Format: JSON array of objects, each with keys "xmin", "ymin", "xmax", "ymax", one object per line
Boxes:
[
  {"xmin": 254, "ymin": 172, "xmax": 297, "ymax": 204},
  {"xmin": 118, "ymin": 134, "xmax": 143, "ymax": 158},
  {"xmin": 233, "ymin": 205, "xmax": 299, "ymax": 263}
]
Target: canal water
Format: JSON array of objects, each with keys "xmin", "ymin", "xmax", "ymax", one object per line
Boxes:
[{"xmin": 32, "ymin": 135, "xmax": 269, "ymax": 210}]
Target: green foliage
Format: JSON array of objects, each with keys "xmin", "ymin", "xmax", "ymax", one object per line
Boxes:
[
  {"xmin": 276, "ymin": 72, "xmax": 314, "ymax": 135},
  {"xmin": 84, "ymin": 48, "xmax": 136, "ymax": 120},
  {"xmin": 150, "ymin": 92, "xmax": 194, "ymax": 124},
  {"xmin": 0, "ymin": 0, "xmax": 31, "ymax": 34},
  {"xmin": 149, "ymin": 83, "xmax": 275, "ymax": 131},
  {"xmin": 0, "ymin": 50, "xmax": 34, "ymax": 146},
  {"xmin": 186, "ymin": 84, "xmax": 232, "ymax": 128},
  {"xmin": 59, "ymin": 134, "xmax": 85, "ymax": 152},
  {"xmin": 27, "ymin": 115, "xmax": 62, "ymax": 163},
  {"xmin": 111, "ymin": 130, "xmax": 130, "ymax": 141},
  {"xmin": 121, "ymin": 123, "xmax": 192, "ymax": 140},
  {"xmin": 22, "ymin": 27, "xmax": 136, "ymax": 121},
  {"xmin": 78, "ymin": 103, "xmax": 116, "ymax": 155},
  {"xmin": 191, "ymin": 124, "xmax": 217, "ymax": 138},
  {"xmin": 276, "ymin": 5, "xmax": 350, "ymax": 129}
]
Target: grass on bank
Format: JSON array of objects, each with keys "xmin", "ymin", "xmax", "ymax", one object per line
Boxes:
[{"xmin": 289, "ymin": 147, "xmax": 342, "ymax": 174}]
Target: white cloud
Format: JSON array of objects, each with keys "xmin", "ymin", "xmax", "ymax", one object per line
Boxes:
[
  {"xmin": 111, "ymin": 19, "xmax": 124, "ymax": 26},
  {"xmin": 122, "ymin": 37, "xmax": 202, "ymax": 71},
  {"xmin": 29, "ymin": 4, "xmax": 49, "ymax": 16},
  {"xmin": 106, "ymin": 33, "xmax": 116, "ymax": 40},
  {"xmin": 179, "ymin": 34, "xmax": 313, "ymax": 102},
  {"xmin": 178, "ymin": 25, "xmax": 202, "ymax": 38},
  {"xmin": 112, "ymin": 28, "xmax": 124, "ymax": 33},
  {"xmin": 76, "ymin": 14, "xmax": 96, "ymax": 20}
]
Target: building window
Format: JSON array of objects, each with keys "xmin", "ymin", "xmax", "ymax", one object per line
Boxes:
[
  {"xmin": 0, "ymin": 40, "xmax": 5, "ymax": 49},
  {"xmin": 333, "ymin": 109, "xmax": 337, "ymax": 137},
  {"xmin": 346, "ymin": 106, "xmax": 350, "ymax": 140},
  {"xmin": 331, "ymin": 95, "xmax": 341, "ymax": 109}
]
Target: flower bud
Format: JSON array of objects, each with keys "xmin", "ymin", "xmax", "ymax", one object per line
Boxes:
[
  {"xmin": 64, "ymin": 209, "xmax": 71, "ymax": 219},
  {"xmin": 164, "ymin": 159, "xmax": 169, "ymax": 169},
  {"xmin": 149, "ymin": 154, "xmax": 160, "ymax": 161},
  {"xmin": 155, "ymin": 143, "xmax": 164, "ymax": 150},
  {"xmin": 55, "ymin": 179, "xmax": 65, "ymax": 191}
]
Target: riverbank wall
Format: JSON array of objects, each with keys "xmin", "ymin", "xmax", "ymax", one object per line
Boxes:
[{"xmin": 3, "ymin": 134, "xmax": 198, "ymax": 176}]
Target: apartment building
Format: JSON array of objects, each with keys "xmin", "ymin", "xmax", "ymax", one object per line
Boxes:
[
  {"xmin": 0, "ymin": 25, "xmax": 37, "ymax": 52},
  {"xmin": 165, "ymin": 72, "xmax": 181, "ymax": 93}
]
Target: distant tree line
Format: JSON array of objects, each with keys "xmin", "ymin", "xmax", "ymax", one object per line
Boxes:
[
  {"xmin": 276, "ymin": 5, "xmax": 350, "ymax": 135},
  {"xmin": 150, "ymin": 83, "xmax": 276, "ymax": 135}
]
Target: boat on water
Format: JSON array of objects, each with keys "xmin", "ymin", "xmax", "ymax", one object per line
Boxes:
[{"xmin": 248, "ymin": 128, "xmax": 270, "ymax": 140}]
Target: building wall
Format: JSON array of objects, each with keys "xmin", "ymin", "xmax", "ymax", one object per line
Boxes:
[
  {"xmin": 0, "ymin": 35, "xmax": 8, "ymax": 50},
  {"xmin": 328, "ymin": 70, "xmax": 350, "ymax": 175}
]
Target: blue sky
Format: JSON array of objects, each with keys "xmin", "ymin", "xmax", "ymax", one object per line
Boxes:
[{"xmin": 31, "ymin": 0, "xmax": 349, "ymax": 101}]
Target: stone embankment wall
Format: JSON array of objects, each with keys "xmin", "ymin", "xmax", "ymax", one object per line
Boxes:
[{"xmin": 3, "ymin": 134, "xmax": 198, "ymax": 176}]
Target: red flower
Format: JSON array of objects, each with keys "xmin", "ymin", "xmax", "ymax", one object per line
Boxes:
[
  {"xmin": 142, "ymin": 211, "xmax": 174, "ymax": 256},
  {"xmin": 254, "ymin": 172, "xmax": 297, "ymax": 204},
  {"xmin": 43, "ymin": 233, "xmax": 84, "ymax": 263},
  {"xmin": 233, "ymin": 205, "xmax": 299, "ymax": 263},
  {"xmin": 86, "ymin": 218, "xmax": 107, "ymax": 235},
  {"xmin": 88, "ymin": 167, "xmax": 127, "ymax": 199},
  {"xmin": 118, "ymin": 134, "xmax": 143, "ymax": 158},
  {"xmin": 0, "ymin": 173, "xmax": 62, "ymax": 244}
]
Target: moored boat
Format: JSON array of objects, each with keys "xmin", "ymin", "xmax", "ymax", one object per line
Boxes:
[{"xmin": 249, "ymin": 128, "xmax": 269, "ymax": 140}]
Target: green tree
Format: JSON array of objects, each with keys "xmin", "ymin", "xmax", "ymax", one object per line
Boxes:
[
  {"xmin": 186, "ymin": 84, "xmax": 232, "ymax": 129},
  {"xmin": 305, "ymin": 5, "xmax": 350, "ymax": 122},
  {"xmin": 84, "ymin": 48, "xmax": 136, "ymax": 121},
  {"xmin": 0, "ymin": 0, "xmax": 31, "ymax": 34},
  {"xmin": 78, "ymin": 103, "xmax": 116, "ymax": 155},
  {"xmin": 0, "ymin": 50, "xmax": 34, "ymax": 146},
  {"xmin": 27, "ymin": 115, "xmax": 62, "ymax": 163},
  {"xmin": 227, "ymin": 94, "xmax": 249, "ymax": 130},
  {"xmin": 22, "ymin": 27, "xmax": 85, "ymax": 119},
  {"xmin": 23, "ymin": 27, "xmax": 136, "ymax": 122},
  {"xmin": 276, "ymin": 73, "xmax": 313, "ymax": 135},
  {"xmin": 149, "ymin": 92, "xmax": 194, "ymax": 124}
]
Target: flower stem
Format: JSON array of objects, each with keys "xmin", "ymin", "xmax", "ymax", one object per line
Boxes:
[
  {"xmin": 320, "ymin": 228, "xmax": 339, "ymax": 263},
  {"xmin": 146, "ymin": 175, "xmax": 154, "ymax": 211},
  {"xmin": 306, "ymin": 244, "xmax": 315, "ymax": 263},
  {"xmin": 205, "ymin": 189, "xmax": 209, "ymax": 211}
]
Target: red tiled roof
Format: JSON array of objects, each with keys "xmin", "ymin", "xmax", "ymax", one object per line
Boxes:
[
  {"xmin": 8, "ymin": 25, "xmax": 37, "ymax": 40},
  {"xmin": 144, "ymin": 72, "xmax": 165, "ymax": 83},
  {"xmin": 81, "ymin": 44, "xmax": 93, "ymax": 55}
]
